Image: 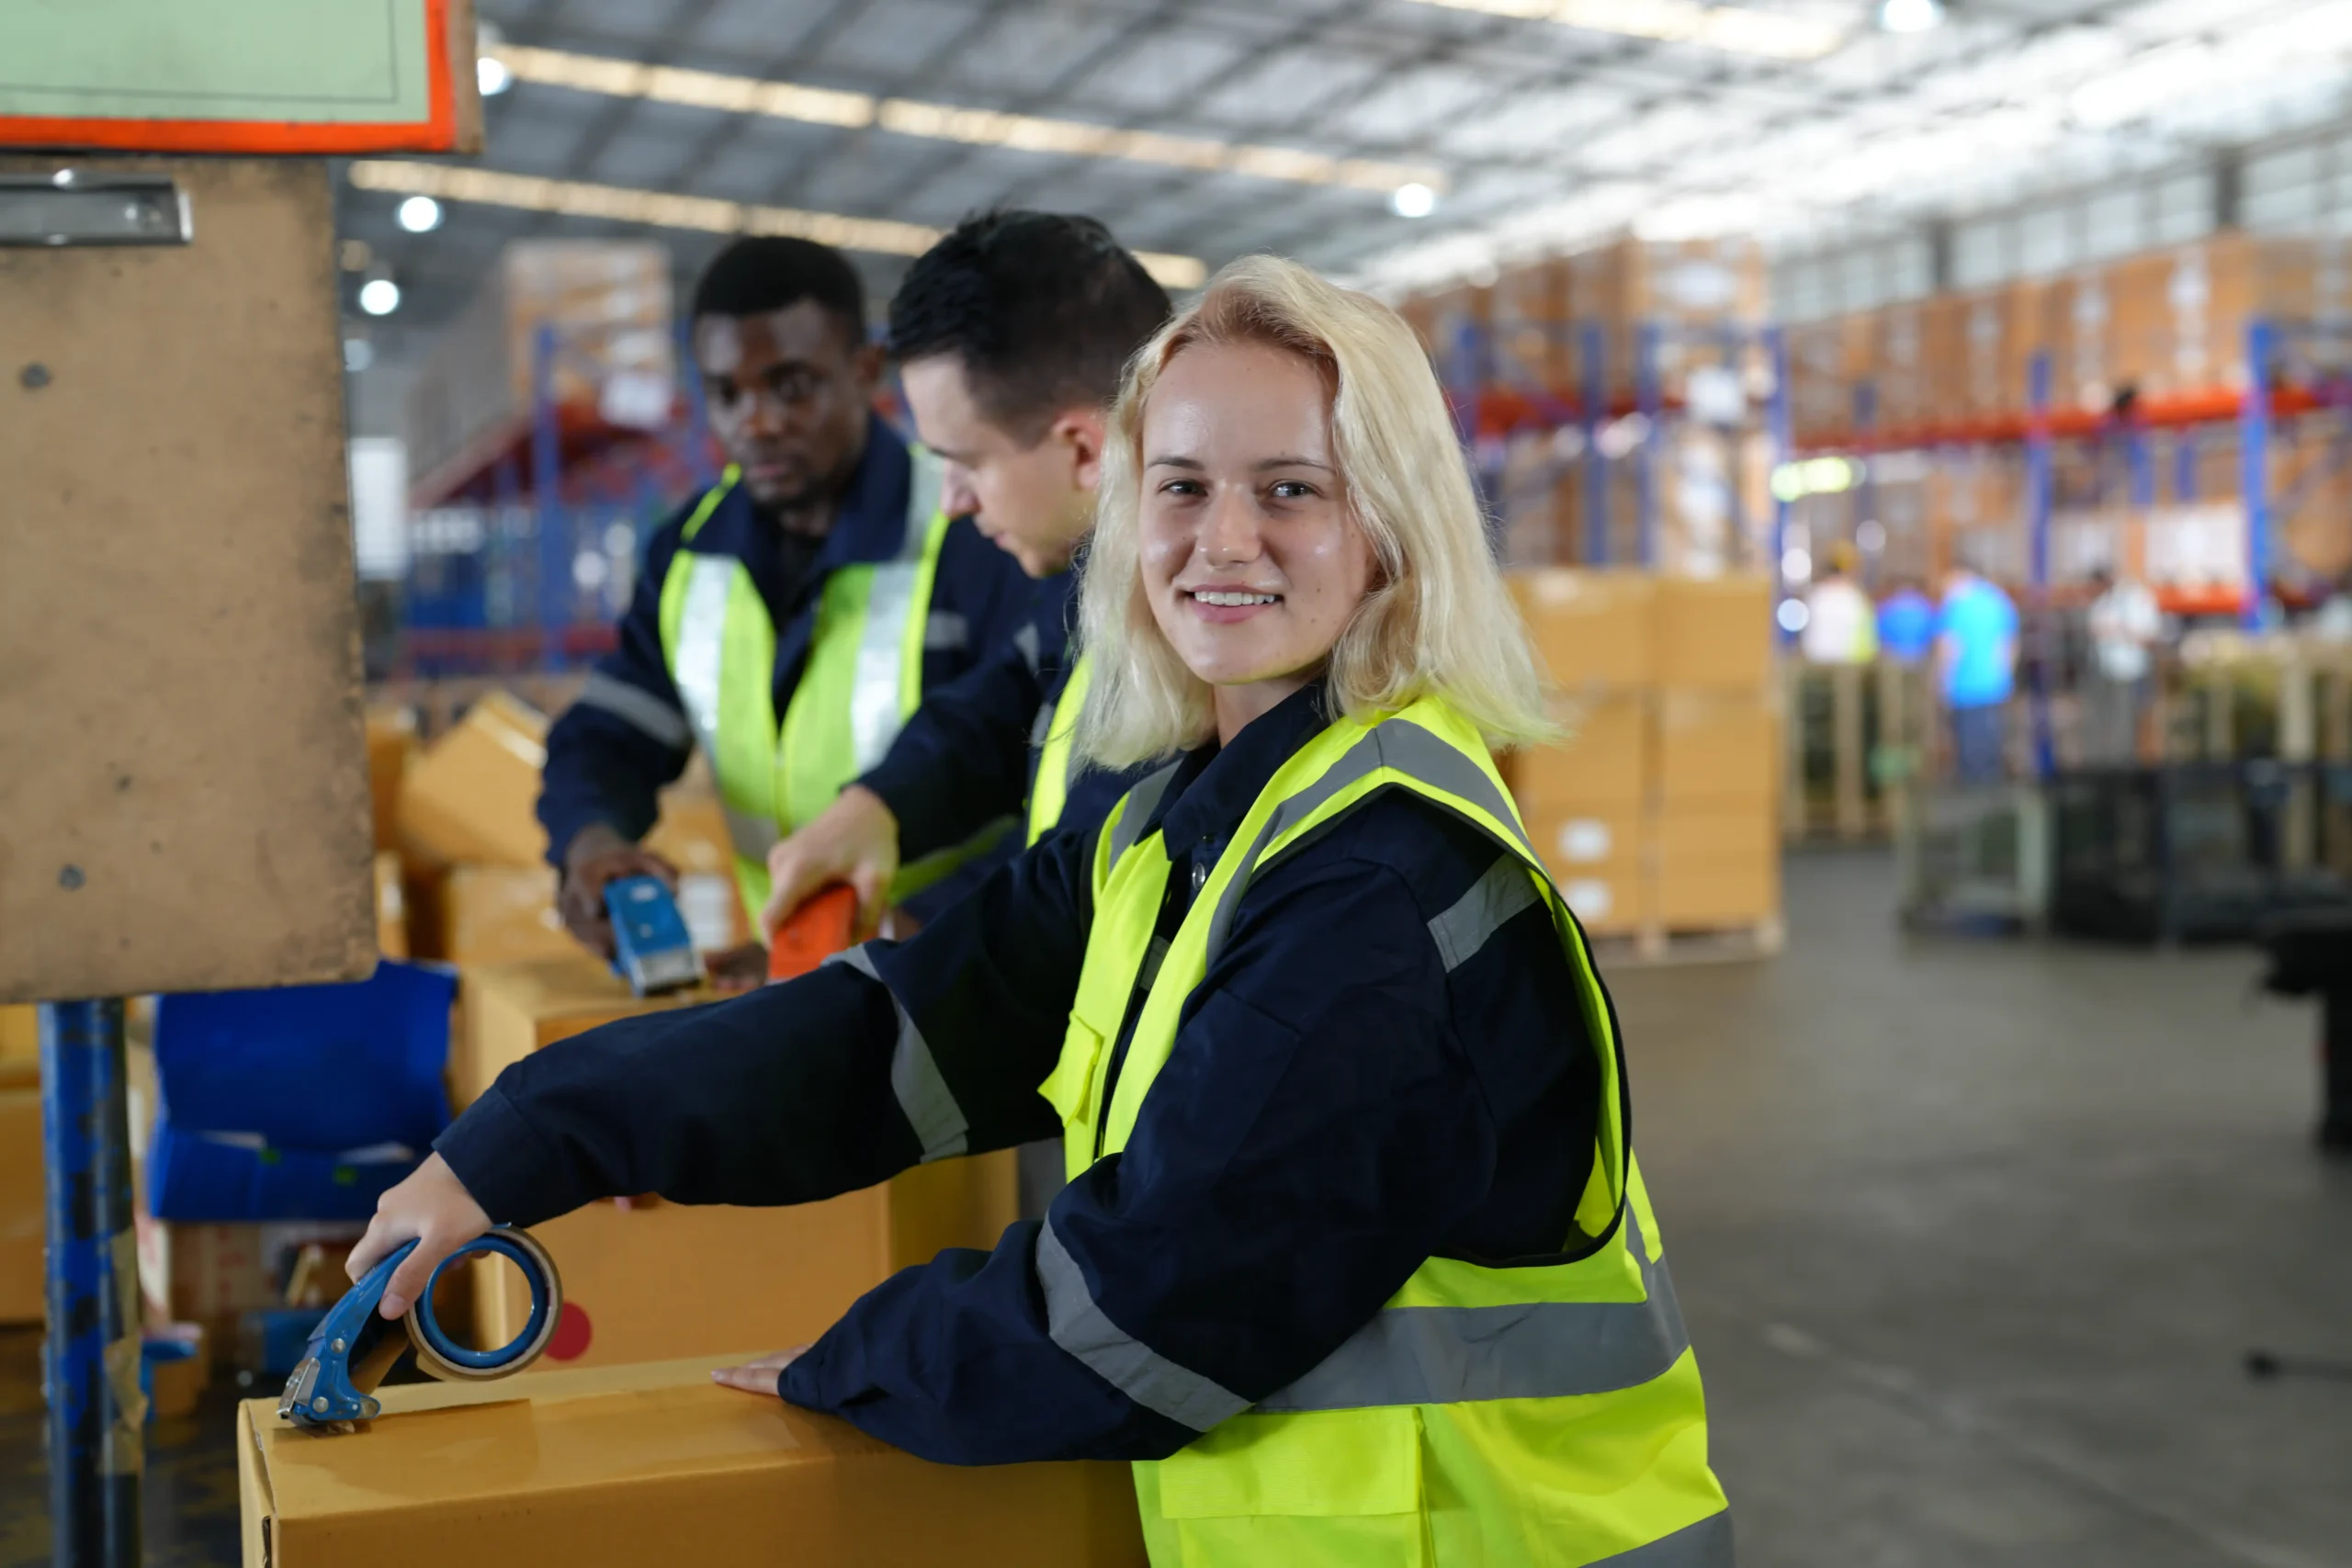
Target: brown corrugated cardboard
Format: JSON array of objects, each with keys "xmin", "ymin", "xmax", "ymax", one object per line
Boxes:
[
  {"xmin": 1654, "ymin": 692, "xmax": 1777, "ymax": 807},
  {"xmin": 1509, "ymin": 570, "xmax": 1657, "ymax": 689},
  {"xmin": 456, "ymin": 956, "xmax": 1020, "ymax": 1368},
  {"xmin": 0, "ymin": 1005, "xmax": 33, "ymax": 1064},
  {"xmin": 374, "ymin": 852, "xmax": 409, "ymax": 959},
  {"xmin": 440, "ymin": 864, "xmax": 576, "ymax": 967},
  {"xmin": 1514, "ymin": 694, "xmax": 1648, "ymax": 811},
  {"xmin": 237, "ymin": 1354, "xmax": 1147, "ymax": 1568},
  {"xmin": 1522, "ymin": 807, "xmax": 1647, "ymax": 936},
  {"xmin": 1654, "ymin": 575, "xmax": 1771, "ymax": 691},
  {"xmin": 1651, "ymin": 805, "xmax": 1780, "ymax": 929},
  {"xmin": 365, "ymin": 706, "xmax": 416, "ymax": 854},
  {"xmin": 397, "ymin": 690, "xmax": 550, "ymax": 868},
  {"xmin": 0, "ymin": 1085, "xmax": 41, "ymax": 1324}
]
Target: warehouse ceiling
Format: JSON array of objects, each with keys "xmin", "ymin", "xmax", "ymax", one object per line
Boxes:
[{"xmin": 342, "ymin": 0, "xmax": 2352, "ymax": 370}]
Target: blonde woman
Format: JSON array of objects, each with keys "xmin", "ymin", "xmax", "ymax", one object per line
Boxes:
[{"xmin": 355, "ymin": 255, "xmax": 1732, "ymax": 1566}]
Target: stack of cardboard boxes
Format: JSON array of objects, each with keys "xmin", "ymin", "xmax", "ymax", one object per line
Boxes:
[
  {"xmin": 0, "ymin": 1007, "xmax": 39, "ymax": 1325},
  {"xmin": 1506, "ymin": 572, "xmax": 1781, "ymax": 948}
]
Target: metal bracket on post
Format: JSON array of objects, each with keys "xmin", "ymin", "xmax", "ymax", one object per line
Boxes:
[
  {"xmin": 40, "ymin": 999, "xmax": 142, "ymax": 1568},
  {"xmin": 0, "ymin": 170, "xmax": 190, "ymax": 247}
]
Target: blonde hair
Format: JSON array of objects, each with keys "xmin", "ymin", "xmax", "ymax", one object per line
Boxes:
[{"xmin": 1075, "ymin": 254, "xmax": 1554, "ymax": 768}]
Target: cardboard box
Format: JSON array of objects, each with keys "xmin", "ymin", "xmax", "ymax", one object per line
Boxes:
[
  {"xmin": 397, "ymin": 689, "xmax": 549, "ymax": 868},
  {"xmin": 455, "ymin": 956, "xmax": 1020, "ymax": 1368},
  {"xmin": 1651, "ymin": 805, "xmax": 1780, "ymax": 929},
  {"xmin": 1522, "ymin": 807, "xmax": 1647, "ymax": 936},
  {"xmin": 1654, "ymin": 575, "xmax": 1771, "ymax": 691},
  {"xmin": 0, "ymin": 1083, "xmax": 41, "ymax": 1324},
  {"xmin": 1509, "ymin": 570, "xmax": 1657, "ymax": 689},
  {"xmin": 1654, "ymin": 692, "xmax": 1777, "ymax": 808},
  {"xmin": 238, "ymin": 1354, "xmax": 1147, "ymax": 1568},
  {"xmin": 374, "ymin": 851, "xmax": 409, "ymax": 959},
  {"xmin": 364, "ymin": 705, "xmax": 417, "ymax": 854},
  {"xmin": 141, "ymin": 1221, "xmax": 363, "ymax": 1349},
  {"xmin": 440, "ymin": 863, "xmax": 575, "ymax": 967},
  {"xmin": 0, "ymin": 1004, "xmax": 34, "ymax": 1064},
  {"xmin": 1513, "ymin": 694, "xmax": 1648, "ymax": 811}
]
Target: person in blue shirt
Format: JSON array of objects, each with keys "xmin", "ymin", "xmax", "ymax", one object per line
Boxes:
[
  {"xmin": 1938, "ymin": 565, "xmax": 2018, "ymax": 783},
  {"xmin": 349, "ymin": 256, "xmax": 1729, "ymax": 1563},
  {"xmin": 538, "ymin": 237, "xmax": 1032, "ymax": 982},
  {"xmin": 756, "ymin": 213, "xmax": 1172, "ymax": 943},
  {"xmin": 1877, "ymin": 578, "xmax": 1937, "ymax": 664}
]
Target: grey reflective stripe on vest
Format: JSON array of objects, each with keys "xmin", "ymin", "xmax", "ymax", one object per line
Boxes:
[
  {"xmin": 923, "ymin": 610, "xmax": 967, "ymax": 651},
  {"xmin": 1035, "ymin": 1218, "xmax": 1251, "ymax": 1432},
  {"xmin": 576, "ymin": 671, "xmax": 694, "ymax": 751},
  {"xmin": 1428, "ymin": 853, "xmax": 1543, "ymax": 972},
  {"xmin": 832, "ymin": 945, "xmax": 968, "ymax": 1162},
  {"xmin": 1203, "ymin": 718, "xmax": 1540, "ymax": 970},
  {"xmin": 1589, "ymin": 1509, "xmax": 1734, "ymax": 1567},
  {"xmin": 1106, "ymin": 760, "xmax": 1182, "ymax": 865},
  {"xmin": 1012, "ymin": 621, "xmax": 1043, "ymax": 674},
  {"xmin": 1029, "ymin": 692, "xmax": 1057, "ymax": 752},
  {"xmin": 846, "ymin": 448, "xmax": 948, "ymax": 774},
  {"xmin": 723, "ymin": 803, "xmax": 780, "ymax": 866},
  {"xmin": 1253, "ymin": 1205, "xmax": 1690, "ymax": 1413},
  {"xmin": 671, "ymin": 552, "xmax": 737, "ymax": 761}
]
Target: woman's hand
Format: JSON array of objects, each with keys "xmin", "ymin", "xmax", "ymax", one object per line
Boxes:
[
  {"xmin": 711, "ymin": 1346, "xmax": 811, "ymax": 1396},
  {"xmin": 345, "ymin": 1152, "xmax": 493, "ymax": 1321}
]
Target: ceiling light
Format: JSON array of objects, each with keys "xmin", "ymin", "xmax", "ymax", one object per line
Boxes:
[
  {"xmin": 357, "ymin": 278, "xmax": 401, "ymax": 316},
  {"xmin": 1876, "ymin": 0, "xmax": 1942, "ymax": 33},
  {"xmin": 478, "ymin": 53, "xmax": 513, "ymax": 96},
  {"xmin": 486, "ymin": 44, "xmax": 1443, "ymax": 195},
  {"xmin": 1391, "ymin": 182, "xmax": 1437, "ymax": 218},
  {"xmin": 347, "ymin": 161, "xmax": 1209, "ymax": 288},
  {"xmin": 1408, "ymin": 0, "xmax": 1845, "ymax": 62},
  {"xmin": 395, "ymin": 195, "xmax": 443, "ymax": 232}
]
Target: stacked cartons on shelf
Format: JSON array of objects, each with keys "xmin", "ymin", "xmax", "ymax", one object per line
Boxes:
[{"xmin": 1507, "ymin": 572, "xmax": 1781, "ymax": 947}]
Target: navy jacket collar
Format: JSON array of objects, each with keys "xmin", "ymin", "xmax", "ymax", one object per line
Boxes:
[
  {"xmin": 810, "ymin": 413, "xmax": 917, "ymax": 571},
  {"xmin": 1147, "ymin": 679, "xmax": 1335, "ymax": 856}
]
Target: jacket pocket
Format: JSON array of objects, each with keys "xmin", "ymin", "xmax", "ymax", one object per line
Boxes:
[{"xmin": 1153, "ymin": 1406, "xmax": 1429, "ymax": 1568}]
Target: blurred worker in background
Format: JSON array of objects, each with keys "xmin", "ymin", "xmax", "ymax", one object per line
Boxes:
[
  {"xmin": 356, "ymin": 255, "xmax": 1732, "ymax": 1564},
  {"xmin": 1802, "ymin": 540, "xmax": 1878, "ymax": 664},
  {"xmin": 537, "ymin": 237, "xmax": 1032, "ymax": 982},
  {"xmin": 2083, "ymin": 565, "xmax": 2162, "ymax": 764},
  {"xmin": 758, "ymin": 212, "xmax": 1171, "ymax": 944},
  {"xmin": 2312, "ymin": 565, "xmax": 2352, "ymax": 640},
  {"xmin": 1939, "ymin": 560, "xmax": 2018, "ymax": 784},
  {"xmin": 1876, "ymin": 577, "xmax": 1937, "ymax": 664}
]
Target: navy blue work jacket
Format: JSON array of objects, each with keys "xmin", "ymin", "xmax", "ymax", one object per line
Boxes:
[
  {"xmin": 443, "ymin": 681, "xmax": 1604, "ymax": 1464},
  {"xmin": 856, "ymin": 567, "xmax": 1145, "ymax": 858},
  {"xmin": 536, "ymin": 414, "xmax": 1033, "ymax": 917}
]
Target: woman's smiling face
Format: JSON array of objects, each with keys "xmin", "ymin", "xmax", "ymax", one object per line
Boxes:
[{"xmin": 1137, "ymin": 339, "xmax": 1375, "ymax": 733}]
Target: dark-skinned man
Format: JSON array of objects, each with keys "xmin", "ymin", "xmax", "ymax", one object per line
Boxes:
[
  {"xmin": 754, "ymin": 212, "xmax": 1171, "ymax": 951},
  {"xmin": 541, "ymin": 236, "xmax": 1031, "ymax": 984}
]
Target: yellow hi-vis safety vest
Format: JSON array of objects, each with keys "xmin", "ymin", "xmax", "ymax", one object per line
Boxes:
[
  {"xmin": 658, "ymin": 453, "xmax": 971, "ymax": 918},
  {"xmin": 1023, "ymin": 653, "xmax": 1091, "ymax": 847},
  {"xmin": 1035, "ymin": 694, "xmax": 1731, "ymax": 1567}
]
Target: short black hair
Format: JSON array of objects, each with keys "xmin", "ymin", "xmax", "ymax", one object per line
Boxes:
[
  {"xmin": 690, "ymin": 236, "xmax": 865, "ymax": 346},
  {"xmin": 888, "ymin": 211, "xmax": 1171, "ymax": 440}
]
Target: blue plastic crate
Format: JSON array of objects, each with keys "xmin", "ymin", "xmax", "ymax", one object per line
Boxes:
[{"xmin": 153, "ymin": 959, "xmax": 455, "ymax": 1152}]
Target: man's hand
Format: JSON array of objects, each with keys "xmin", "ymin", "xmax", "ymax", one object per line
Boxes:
[
  {"xmin": 712, "ymin": 1345, "xmax": 811, "ymax": 1397},
  {"xmin": 702, "ymin": 941, "xmax": 770, "ymax": 995},
  {"xmin": 559, "ymin": 824, "xmax": 679, "ymax": 959},
  {"xmin": 759, "ymin": 786, "xmax": 899, "ymax": 945},
  {"xmin": 345, "ymin": 1153, "xmax": 493, "ymax": 1322}
]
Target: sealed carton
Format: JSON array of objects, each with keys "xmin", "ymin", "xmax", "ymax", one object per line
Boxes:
[
  {"xmin": 1654, "ymin": 692, "xmax": 1778, "ymax": 809},
  {"xmin": 1513, "ymin": 694, "xmax": 1648, "ymax": 812},
  {"xmin": 397, "ymin": 690, "xmax": 549, "ymax": 868},
  {"xmin": 1651, "ymin": 803, "xmax": 1780, "ymax": 929},
  {"xmin": 1521, "ymin": 806, "xmax": 1647, "ymax": 936},
  {"xmin": 456, "ymin": 956, "xmax": 1019, "ymax": 1368},
  {"xmin": 0, "ymin": 1004, "xmax": 33, "ymax": 1064},
  {"xmin": 373, "ymin": 852, "xmax": 409, "ymax": 959},
  {"xmin": 0, "ymin": 1075, "xmax": 40, "ymax": 1323},
  {"xmin": 364, "ymin": 706, "xmax": 417, "ymax": 854},
  {"xmin": 1654, "ymin": 575, "xmax": 1771, "ymax": 691},
  {"xmin": 237, "ymin": 1354, "xmax": 1147, "ymax": 1568},
  {"xmin": 440, "ymin": 863, "xmax": 575, "ymax": 968},
  {"xmin": 1508, "ymin": 570, "xmax": 1657, "ymax": 689}
]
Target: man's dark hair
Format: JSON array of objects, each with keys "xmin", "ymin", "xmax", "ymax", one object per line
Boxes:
[
  {"xmin": 888, "ymin": 211, "xmax": 1171, "ymax": 441},
  {"xmin": 691, "ymin": 236, "xmax": 865, "ymax": 347}
]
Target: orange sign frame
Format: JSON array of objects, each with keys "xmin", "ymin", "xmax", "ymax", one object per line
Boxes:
[{"xmin": 0, "ymin": 0, "xmax": 476, "ymax": 155}]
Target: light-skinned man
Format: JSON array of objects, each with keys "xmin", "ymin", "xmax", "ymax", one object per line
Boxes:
[{"xmin": 759, "ymin": 212, "xmax": 1171, "ymax": 941}]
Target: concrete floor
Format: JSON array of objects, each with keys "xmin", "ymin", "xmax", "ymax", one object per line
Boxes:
[{"xmin": 2, "ymin": 846, "xmax": 2346, "ymax": 1565}]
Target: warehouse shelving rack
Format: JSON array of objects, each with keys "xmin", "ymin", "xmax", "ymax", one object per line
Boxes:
[{"xmin": 1435, "ymin": 314, "xmax": 1793, "ymax": 574}]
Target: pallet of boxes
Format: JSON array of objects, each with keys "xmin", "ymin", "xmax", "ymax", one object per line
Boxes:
[{"xmin": 1508, "ymin": 570, "xmax": 1782, "ymax": 961}]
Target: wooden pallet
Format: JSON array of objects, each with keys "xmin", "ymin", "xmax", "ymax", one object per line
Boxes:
[{"xmin": 1588, "ymin": 915, "xmax": 1785, "ymax": 968}]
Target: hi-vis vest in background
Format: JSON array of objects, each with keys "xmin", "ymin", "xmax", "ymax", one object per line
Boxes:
[
  {"xmin": 1035, "ymin": 694, "xmax": 1732, "ymax": 1567},
  {"xmin": 1024, "ymin": 653, "xmax": 1092, "ymax": 847},
  {"xmin": 659, "ymin": 453, "xmax": 976, "ymax": 916}
]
